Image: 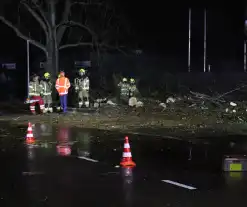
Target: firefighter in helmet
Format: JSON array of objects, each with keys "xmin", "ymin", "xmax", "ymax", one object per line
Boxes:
[
  {"xmin": 74, "ymin": 68, "xmax": 90, "ymax": 108},
  {"xmin": 129, "ymin": 78, "xmax": 139, "ymax": 97},
  {"xmin": 118, "ymin": 77, "xmax": 130, "ymax": 103},
  {"xmin": 40, "ymin": 72, "xmax": 53, "ymax": 113},
  {"xmin": 28, "ymin": 74, "xmax": 45, "ymax": 114}
]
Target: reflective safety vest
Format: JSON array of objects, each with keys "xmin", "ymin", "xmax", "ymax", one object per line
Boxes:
[
  {"xmin": 74, "ymin": 77, "xmax": 90, "ymax": 90},
  {"xmin": 55, "ymin": 77, "xmax": 70, "ymax": 96},
  {"xmin": 129, "ymin": 84, "xmax": 137, "ymax": 96},
  {"xmin": 29, "ymin": 81, "xmax": 42, "ymax": 96},
  {"xmin": 118, "ymin": 82, "xmax": 129, "ymax": 97},
  {"xmin": 40, "ymin": 80, "xmax": 52, "ymax": 95}
]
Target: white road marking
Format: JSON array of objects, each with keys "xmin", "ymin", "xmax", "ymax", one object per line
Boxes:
[
  {"xmin": 13, "ymin": 116, "xmax": 20, "ymax": 120},
  {"xmin": 161, "ymin": 180, "xmax": 197, "ymax": 190},
  {"xmin": 26, "ymin": 144, "xmax": 39, "ymax": 148},
  {"xmin": 78, "ymin": 156, "xmax": 98, "ymax": 163}
]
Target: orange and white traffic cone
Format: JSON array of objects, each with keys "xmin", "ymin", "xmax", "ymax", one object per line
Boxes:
[
  {"xmin": 120, "ymin": 136, "xmax": 136, "ymax": 167},
  {"xmin": 26, "ymin": 122, "xmax": 35, "ymax": 144}
]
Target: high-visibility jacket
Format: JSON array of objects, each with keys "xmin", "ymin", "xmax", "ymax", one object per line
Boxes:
[
  {"xmin": 55, "ymin": 77, "xmax": 70, "ymax": 96},
  {"xmin": 29, "ymin": 81, "xmax": 42, "ymax": 96},
  {"xmin": 129, "ymin": 84, "xmax": 138, "ymax": 97},
  {"xmin": 74, "ymin": 76, "xmax": 90, "ymax": 91},
  {"xmin": 40, "ymin": 80, "xmax": 52, "ymax": 95},
  {"xmin": 118, "ymin": 82, "xmax": 129, "ymax": 97}
]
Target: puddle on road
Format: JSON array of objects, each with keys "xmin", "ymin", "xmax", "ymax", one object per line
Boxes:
[
  {"xmin": 1, "ymin": 122, "xmax": 247, "ymax": 205},
  {"xmin": 1, "ymin": 122, "xmax": 247, "ymax": 172}
]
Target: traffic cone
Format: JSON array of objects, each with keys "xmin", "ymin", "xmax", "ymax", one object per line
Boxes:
[
  {"xmin": 26, "ymin": 122, "xmax": 35, "ymax": 144},
  {"xmin": 120, "ymin": 136, "xmax": 136, "ymax": 167}
]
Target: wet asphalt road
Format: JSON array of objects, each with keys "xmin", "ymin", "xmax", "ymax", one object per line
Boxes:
[{"xmin": 1, "ymin": 123, "xmax": 247, "ymax": 206}]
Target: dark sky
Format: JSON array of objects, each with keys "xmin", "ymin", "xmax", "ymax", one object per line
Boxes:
[
  {"xmin": 0, "ymin": 0, "xmax": 245, "ymax": 71},
  {"xmin": 120, "ymin": 0, "xmax": 245, "ymax": 70},
  {"xmin": 127, "ymin": 2, "xmax": 243, "ymax": 48}
]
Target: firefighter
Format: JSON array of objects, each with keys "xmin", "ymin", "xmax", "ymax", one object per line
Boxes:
[
  {"xmin": 55, "ymin": 71, "xmax": 70, "ymax": 113},
  {"xmin": 40, "ymin": 72, "xmax": 53, "ymax": 113},
  {"xmin": 118, "ymin": 77, "xmax": 129, "ymax": 103},
  {"xmin": 28, "ymin": 74, "xmax": 45, "ymax": 114},
  {"xmin": 129, "ymin": 78, "xmax": 139, "ymax": 97},
  {"xmin": 128, "ymin": 78, "xmax": 140, "ymax": 107},
  {"xmin": 74, "ymin": 68, "xmax": 90, "ymax": 108}
]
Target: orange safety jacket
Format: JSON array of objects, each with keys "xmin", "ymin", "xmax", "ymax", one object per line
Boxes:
[{"xmin": 56, "ymin": 76, "xmax": 71, "ymax": 96}]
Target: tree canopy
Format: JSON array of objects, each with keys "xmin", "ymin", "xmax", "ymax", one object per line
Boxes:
[{"xmin": 0, "ymin": 0, "xmax": 135, "ymax": 73}]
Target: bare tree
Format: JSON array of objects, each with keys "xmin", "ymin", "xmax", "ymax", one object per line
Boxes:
[{"xmin": 0, "ymin": 0, "xmax": 131, "ymax": 75}]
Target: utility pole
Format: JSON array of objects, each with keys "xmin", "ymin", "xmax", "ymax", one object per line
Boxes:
[
  {"xmin": 188, "ymin": 8, "xmax": 191, "ymax": 72},
  {"xmin": 203, "ymin": 9, "xmax": 207, "ymax": 72},
  {"xmin": 244, "ymin": 40, "xmax": 246, "ymax": 72},
  {"xmin": 27, "ymin": 40, "xmax": 30, "ymax": 97}
]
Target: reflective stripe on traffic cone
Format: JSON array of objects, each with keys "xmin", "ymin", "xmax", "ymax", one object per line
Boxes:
[
  {"xmin": 26, "ymin": 122, "xmax": 35, "ymax": 144},
  {"xmin": 120, "ymin": 136, "xmax": 136, "ymax": 167}
]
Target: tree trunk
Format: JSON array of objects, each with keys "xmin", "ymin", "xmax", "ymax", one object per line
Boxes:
[
  {"xmin": 46, "ymin": 39, "xmax": 56, "ymax": 76},
  {"xmin": 54, "ymin": 29, "xmax": 59, "ymax": 74},
  {"xmin": 46, "ymin": 37, "xmax": 58, "ymax": 105},
  {"xmin": 45, "ymin": 0, "xmax": 58, "ymax": 77},
  {"xmin": 55, "ymin": 49, "xmax": 59, "ymax": 74}
]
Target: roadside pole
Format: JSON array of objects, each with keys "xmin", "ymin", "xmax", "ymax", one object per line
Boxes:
[{"xmin": 27, "ymin": 40, "xmax": 30, "ymax": 98}]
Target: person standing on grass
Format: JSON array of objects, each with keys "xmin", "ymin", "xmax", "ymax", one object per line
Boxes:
[{"xmin": 55, "ymin": 71, "xmax": 70, "ymax": 113}]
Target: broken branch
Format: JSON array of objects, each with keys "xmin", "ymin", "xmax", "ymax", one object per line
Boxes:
[
  {"xmin": 0, "ymin": 16, "xmax": 46, "ymax": 52},
  {"xmin": 189, "ymin": 90, "xmax": 224, "ymax": 106},
  {"xmin": 216, "ymin": 85, "xmax": 247, "ymax": 99}
]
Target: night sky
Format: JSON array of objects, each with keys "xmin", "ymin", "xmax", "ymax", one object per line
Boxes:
[{"xmin": 0, "ymin": 0, "xmax": 245, "ymax": 72}]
